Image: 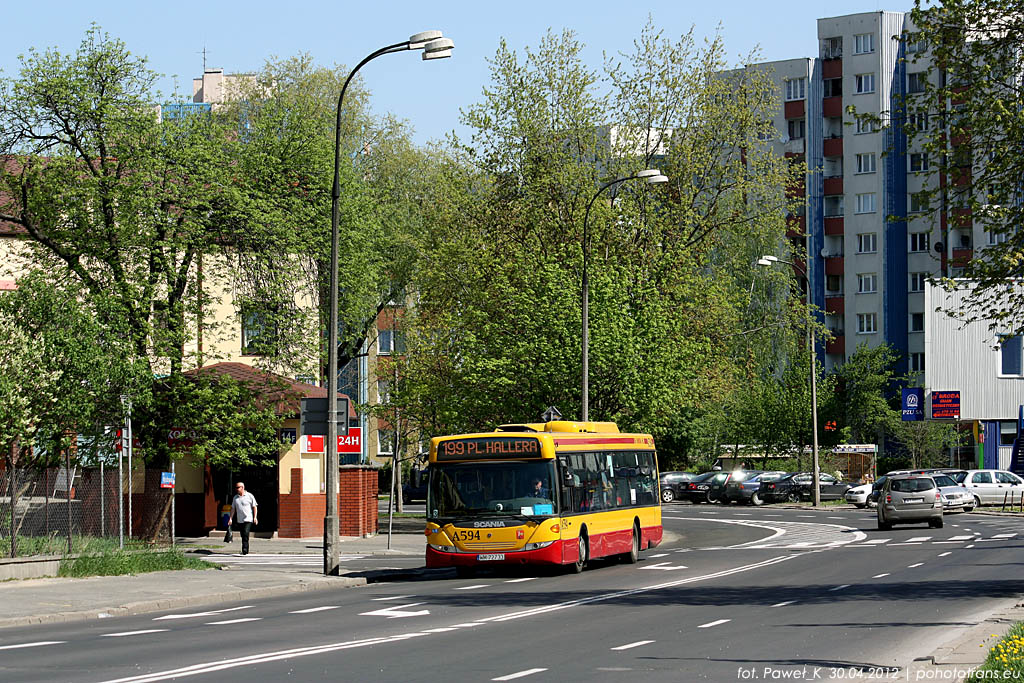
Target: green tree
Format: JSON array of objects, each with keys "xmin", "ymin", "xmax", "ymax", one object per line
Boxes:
[
  {"xmin": 905, "ymin": 0, "xmax": 1024, "ymax": 329},
  {"xmin": 889, "ymin": 419, "xmax": 962, "ymax": 470},
  {"xmin": 392, "ymin": 24, "xmax": 801, "ymax": 453},
  {"xmin": 833, "ymin": 343, "xmax": 903, "ymax": 444}
]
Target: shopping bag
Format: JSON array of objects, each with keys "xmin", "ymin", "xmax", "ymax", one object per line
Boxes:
[{"xmin": 223, "ymin": 527, "xmax": 233, "ymax": 543}]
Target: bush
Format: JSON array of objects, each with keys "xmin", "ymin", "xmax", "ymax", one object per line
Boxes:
[{"xmin": 58, "ymin": 549, "xmax": 216, "ymax": 577}]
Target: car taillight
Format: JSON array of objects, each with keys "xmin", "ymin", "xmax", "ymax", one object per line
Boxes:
[
  {"xmin": 769, "ymin": 484, "xmax": 775, "ymax": 490},
  {"xmin": 688, "ymin": 483, "xmax": 696, "ymax": 490},
  {"xmin": 886, "ymin": 495, "xmax": 892, "ymax": 503},
  {"xmin": 935, "ymin": 491, "xmax": 941, "ymax": 501}
]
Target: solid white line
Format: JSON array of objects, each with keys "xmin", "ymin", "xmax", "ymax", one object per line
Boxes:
[
  {"xmin": 451, "ymin": 622, "xmax": 485, "ymax": 628},
  {"xmin": 698, "ymin": 619, "xmax": 731, "ymax": 628},
  {"xmin": 492, "ymin": 669, "xmax": 548, "ymax": 681},
  {"xmin": 933, "ymin": 541, "xmax": 963, "ymax": 544},
  {"xmin": 828, "ymin": 516, "xmax": 844, "ymax": 520},
  {"xmin": 504, "ymin": 578, "xmax": 538, "ymax": 583},
  {"xmin": 290, "ymin": 607, "xmax": 339, "ymax": 614},
  {"xmin": 966, "ymin": 544, "xmax": 976, "ymax": 548},
  {"xmin": 890, "ymin": 542, "xmax": 922, "ymax": 546},
  {"xmin": 772, "ymin": 601, "xmax": 796, "ymax": 607},
  {"xmin": 371, "ymin": 595, "xmax": 413, "ymax": 601},
  {"xmin": 872, "ymin": 573, "xmax": 890, "ymax": 579},
  {"xmin": 454, "ymin": 584, "xmax": 489, "ymax": 590},
  {"xmin": 0, "ymin": 641, "xmax": 65, "ymax": 650},
  {"xmin": 102, "ymin": 630, "xmax": 169, "ymax": 638},
  {"xmin": 906, "ymin": 537, "xmax": 932, "ymax": 542},
  {"xmin": 908, "ymin": 563, "xmax": 924, "ymax": 568},
  {"xmin": 993, "ymin": 533, "xmax": 1018, "ymax": 538},
  {"xmin": 422, "ymin": 628, "xmax": 458, "ymax": 633},
  {"xmin": 828, "ymin": 584, "xmax": 851, "ymax": 591},
  {"xmin": 938, "ymin": 552, "xmax": 952, "ymax": 557},
  {"xmin": 948, "ymin": 535, "xmax": 974, "ymax": 540},
  {"xmin": 154, "ymin": 606, "xmax": 252, "ymax": 621},
  {"xmin": 206, "ymin": 618, "xmax": 262, "ymax": 625},
  {"xmin": 611, "ymin": 640, "xmax": 655, "ymax": 651},
  {"xmin": 863, "ymin": 539, "xmax": 890, "ymax": 544}
]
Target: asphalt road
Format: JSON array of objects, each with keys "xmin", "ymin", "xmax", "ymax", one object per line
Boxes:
[{"xmin": 3, "ymin": 504, "xmax": 1023, "ymax": 683}]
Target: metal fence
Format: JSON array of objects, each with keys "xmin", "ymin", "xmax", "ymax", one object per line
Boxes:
[{"xmin": 0, "ymin": 464, "xmax": 172, "ymax": 558}]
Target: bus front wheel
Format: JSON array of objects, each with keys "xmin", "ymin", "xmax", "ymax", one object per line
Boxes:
[{"xmin": 572, "ymin": 534, "xmax": 588, "ymax": 573}]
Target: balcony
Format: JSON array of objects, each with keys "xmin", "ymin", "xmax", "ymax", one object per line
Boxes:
[
  {"xmin": 826, "ymin": 335, "xmax": 846, "ymax": 356},
  {"xmin": 822, "ymin": 59, "xmax": 842, "ymax": 79},
  {"xmin": 825, "ymin": 296, "xmax": 845, "ymax": 315},
  {"xmin": 952, "ymin": 208, "xmax": 973, "ymax": 228},
  {"xmin": 823, "ymin": 175, "xmax": 844, "ymax": 195},
  {"xmin": 824, "ymin": 256, "xmax": 844, "ymax": 275},
  {"xmin": 952, "ymin": 247, "xmax": 973, "ymax": 268},
  {"xmin": 823, "ymin": 96, "xmax": 843, "ymax": 118},
  {"xmin": 784, "ymin": 100, "xmax": 806, "ymax": 119},
  {"xmin": 824, "ymin": 216, "xmax": 844, "ymax": 235},
  {"xmin": 823, "ymin": 136, "xmax": 843, "ymax": 157},
  {"xmin": 787, "ymin": 214, "xmax": 806, "ymax": 238}
]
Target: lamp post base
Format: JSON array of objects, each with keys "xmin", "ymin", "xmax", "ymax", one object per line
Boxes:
[{"xmin": 324, "ymin": 515, "xmax": 340, "ymax": 575}]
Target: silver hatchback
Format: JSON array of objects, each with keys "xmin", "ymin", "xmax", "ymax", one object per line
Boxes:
[{"xmin": 877, "ymin": 474, "xmax": 943, "ymax": 530}]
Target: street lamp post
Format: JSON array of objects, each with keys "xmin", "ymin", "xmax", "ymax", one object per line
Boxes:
[
  {"xmin": 756, "ymin": 255, "xmax": 821, "ymax": 506},
  {"xmin": 581, "ymin": 170, "xmax": 668, "ymax": 422},
  {"xmin": 325, "ymin": 32, "xmax": 453, "ymax": 576}
]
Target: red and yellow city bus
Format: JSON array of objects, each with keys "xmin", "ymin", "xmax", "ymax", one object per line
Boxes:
[{"xmin": 424, "ymin": 420, "xmax": 662, "ymax": 574}]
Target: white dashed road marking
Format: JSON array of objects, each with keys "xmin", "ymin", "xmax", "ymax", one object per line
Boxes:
[
  {"xmin": 772, "ymin": 601, "xmax": 796, "ymax": 607},
  {"xmin": 290, "ymin": 606, "xmax": 339, "ymax": 614},
  {"xmin": 698, "ymin": 619, "xmax": 731, "ymax": 628},
  {"xmin": 872, "ymin": 573, "xmax": 890, "ymax": 579},
  {"xmin": 828, "ymin": 584, "xmax": 851, "ymax": 592},
  {"xmin": 102, "ymin": 630, "xmax": 168, "ymax": 638},
  {"xmin": 611, "ymin": 640, "xmax": 655, "ymax": 651},
  {"xmin": 908, "ymin": 563, "xmax": 924, "ymax": 568},
  {"xmin": 206, "ymin": 618, "xmax": 261, "ymax": 625},
  {"xmin": 0, "ymin": 641, "xmax": 65, "ymax": 650},
  {"xmin": 493, "ymin": 669, "xmax": 548, "ymax": 681}
]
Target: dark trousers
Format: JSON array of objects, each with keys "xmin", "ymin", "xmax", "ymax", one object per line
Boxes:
[{"xmin": 238, "ymin": 522, "xmax": 252, "ymax": 554}]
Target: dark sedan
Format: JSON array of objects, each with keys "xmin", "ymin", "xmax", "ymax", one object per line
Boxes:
[
  {"xmin": 723, "ymin": 471, "xmax": 788, "ymax": 505},
  {"xmin": 760, "ymin": 471, "xmax": 852, "ymax": 503},
  {"xmin": 659, "ymin": 471, "xmax": 700, "ymax": 503},
  {"xmin": 676, "ymin": 471, "xmax": 725, "ymax": 503}
]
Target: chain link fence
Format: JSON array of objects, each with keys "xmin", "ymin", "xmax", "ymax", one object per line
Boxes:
[{"xmin": 0, "ymin": 464, "xmax": 174, "ymax": 558}]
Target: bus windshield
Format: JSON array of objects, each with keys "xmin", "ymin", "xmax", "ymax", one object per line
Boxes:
[{"xmin": 428, "ymin": 461, "xmax": 557, "ymax": 520}]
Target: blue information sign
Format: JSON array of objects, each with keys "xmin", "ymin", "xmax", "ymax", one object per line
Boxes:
[
  {"xmin": 901, "ymin": 388, "xmax": 924, "ymax": 421},
  {"xmin": 931, "ymin": 391, "xmax": 961, "ymax": 419},
  {"xmin": 160, "ymin": 472, "xmax": 176, "ymax": 489}
]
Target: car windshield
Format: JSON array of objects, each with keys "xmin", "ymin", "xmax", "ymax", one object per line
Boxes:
[
  {"xmin": 932, "ymin": 475, "xmax": 957, "ymax": 487},
  {"xmin": 427, "ymin": 461, "xmax": 556, "ymax": 520},
  {"xmin": 949, "ymin": 471, "xmax": 968, "ymax": 483},
  {"xmin": 891, "ymin": 478, "xmax": 935, "ymax": 493},
  {"xmin": 692, "ymin": 472, "xmax": 717, "ymax": 483},
  {"xmin": 759, "ymin": 471, "xmax": 787, "ymax": 481}
]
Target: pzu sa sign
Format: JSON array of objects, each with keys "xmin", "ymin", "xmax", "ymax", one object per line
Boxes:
[{"xmin": 901, "ymin": 388, "xmax": 924, "ymax": 421}]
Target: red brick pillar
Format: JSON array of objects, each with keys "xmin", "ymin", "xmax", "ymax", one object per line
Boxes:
[
  {"xmin": 339, "ymin": 465, "xmax": 378, "ymax": 536},
  {"xmin": 278, "ymin": 468, "xmax": 304, "ymax": 538}
]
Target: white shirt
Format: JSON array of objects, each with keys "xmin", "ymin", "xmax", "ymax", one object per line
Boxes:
[{"xmin": 231, "ymin": 492, "xmax": 258, "ymax": 523}]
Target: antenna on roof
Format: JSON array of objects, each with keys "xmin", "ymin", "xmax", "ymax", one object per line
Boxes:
[{"xmin": 198, "ymin": 45, "xmax": 209, "ymax": 73}]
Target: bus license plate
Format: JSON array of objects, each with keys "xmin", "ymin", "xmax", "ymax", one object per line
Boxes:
[{"xmin": 477, "ymin": 554, "xmax": 505, "ymax": 561}]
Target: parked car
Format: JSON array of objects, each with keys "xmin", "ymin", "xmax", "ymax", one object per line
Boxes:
[
  {"xmin": 952, "ymin": 469, "xmax": 1024, "ymax": 507},
  {"xmin": 877, "ymin": 474, "xmax": 943, "ymax": 529},
  {"xmin": 844, "ymin": 483, "xmax": 872, "ymax": 508},
  {"xmin": 723, "ymin": 471, "xmax": 788, "ymax": 506},
  {"xmin": 710, "ymin": 470, "xmax": 760, "ymax": 503},
  {"xmin": 761, "ymin": 472, "xmax": 852, "ymax": 503},
  {"xmin": 677, "ymin": 471, "xmax": 725, "ymax": 503},
  {"xmin": 659, "ymin": 471, "xmax": 700, "ymax": 503}
]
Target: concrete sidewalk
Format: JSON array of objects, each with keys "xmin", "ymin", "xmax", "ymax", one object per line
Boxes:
[{"xmin": 0, "ymin": 531, "xmax": 432, "ymax": 631}]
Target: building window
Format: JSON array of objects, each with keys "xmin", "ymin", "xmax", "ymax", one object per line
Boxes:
[
  {"xmin": 909, "ymin": 232, "xmax": 931, "ymax": 252},
  {"xmin": 855, "ymin": 117, "xmax": 877, "ymax": 134},
  {"xmin": 854, "ymin": 33, "xmax": 876, "ymax": 54},
  {"xmin": 377, "ymin": 429, "xmax": 394, "ymax": 456},
  {"xmin": 910, "ymin": 312, "xmax": 925, "ymax": 332},
  {"xmin": 378, "ymin": 328, "xmax": 393, "ymax": 355},
  {"xmin": 826, "ymin": 274, "xmax": 843, "ymax": 294},
  {"xmin": 857, "ymin": 233, "xmax": 878, "ymax": 253},
  {"xmin": 825, "ymin": 195, "xmax": 845, "ymax": 217},
  {"xmin": 822, "ymin": 37, "xmax": 842, "ymax": 59},
  {"xmin": 856, "ymin": 193, "xmax": 877, "ymax": 214},
  {"xmin": 857, "ymin": 313, "xmax": 878, "ymax": 334},
  {"xmin": 909, "ymin": 192, "xmax": 930, "ymax": 213},
  {"xmin": 988, "ymin": 229, "xmax": 1009, "ymax": 245},
  {"xmin": 909, "ymin": 272, "xmax": 927, "ymax": 292},
  {"xmin": 241, "ymin": 305, "xmax": 277, "ymax": 356},
  {"xmin": 910, "ymin": 352, "xmax": 926, "ymax": 372},
  {"xmin": 1001, "ymin": 335, "xmax": 1023, "ymax": 376},
  {"xmin": 856, "ymin": 153, "xmax": 876, "ymax": 174},
  {"xmin": 856, "ymin": 73, "xmax": 876, "ymax": 94},
  {"xmin": 908, "ymin": 111, "xmax": 929, "ymax": 131},
  {"xmin": 823, "ymin": 78, "xmax": 842, "ymax": 98},
  {"xmin": 858, "ymin": 273, "xmax": 877, "ymax": 293},
  {"xmin": 377, "ymin": 379, "xmax": 390, "ymax": 404},
  {"xmin": 909, "ymin": 153, "xmax": 929, "ymax": 172},
  {"xmin": 905, "ymin": 33, "xmax": 926, "ymax": 54},
  {"xmin": 786, "ymin": 119, "xmax": 805, "ymax": 140},
  {"xmin": 785, "ymin": 78, "xmax": 806, "ymax": 101},
  {"xmin": 907, "ymin": 72, "xmax": 927, "ymax": 94}
]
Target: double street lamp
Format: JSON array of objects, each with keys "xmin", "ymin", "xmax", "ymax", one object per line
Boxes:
[
  {"xmin": 581, "ymin": 170, "xmax": 668, "ymax": 422},
  {"xmin": 755, "ymin": 254, "xmax": 821, "ymax": 506},
  {"xmin": 325, "ymin": 32, "xmax": 453, "ymax": 576}
]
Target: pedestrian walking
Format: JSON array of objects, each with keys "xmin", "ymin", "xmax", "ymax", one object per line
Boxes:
[{"xmin": 229, "ymin": 482, "xmax": 258, "ymax": 555}]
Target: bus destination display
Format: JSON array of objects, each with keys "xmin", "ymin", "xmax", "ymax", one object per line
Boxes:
[{"xmin": 437, "ymin": 437, "xmax": 543, "ymax": 461}]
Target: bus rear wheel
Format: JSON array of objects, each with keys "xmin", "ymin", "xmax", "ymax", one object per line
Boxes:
[{"xmin": 623, "ymin": 523, "xmax": 640, "ymax": 564}]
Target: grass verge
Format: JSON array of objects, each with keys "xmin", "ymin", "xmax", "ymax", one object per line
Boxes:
[
  {"xmin": 59, "ymin": 549, "xmax": 217, "ymax": 577},
  {"xmin": 966, "ymin": 622, "xmax": 1024, "ymax": 681}
]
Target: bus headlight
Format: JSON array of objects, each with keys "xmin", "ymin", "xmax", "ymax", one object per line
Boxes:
[
  {"xmin": 428, "ymin": 543, "xmax": 458, "ymax": 553},
  {"xmin": 523, "ymin": 541, "xmax": 554, "ymax": 551}
]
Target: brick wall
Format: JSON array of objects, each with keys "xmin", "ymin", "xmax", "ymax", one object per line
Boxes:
[{"xmin": 279, "ymin": 466, "xmax": 378, "ymax": 538}]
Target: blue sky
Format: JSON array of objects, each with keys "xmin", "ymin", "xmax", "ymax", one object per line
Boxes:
[{"xmin": 3, "ymin": 1, "xmax": 915, "ymax": 146}]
